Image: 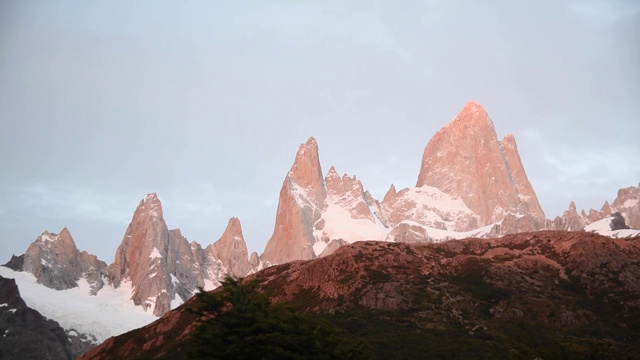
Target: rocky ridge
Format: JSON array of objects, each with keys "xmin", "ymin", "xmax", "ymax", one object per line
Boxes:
[
  {"xmin": 106, "ymin": 193, "xmax": 257, "ymax": 316},
  {"xmin": 0, "ymin": 275, "xmax": 94, "ymax": 360},
  {"xmin": 8, "ymin": 194, "xmax": 258, "ymax": 319},
  {"xmin": 416, "ymin": 101, "xmax": 545, "ymax": 225},
  {"xmin": 22, "ymin": 228, "xmax": 107, "ymax": 294},
  {"xmin": 552, "ymin": 184, "xmax": 640, "ymax": 231},
  {"xmin": 260, "ymin": 101, "xmax": 640, "ymax": 266},
  {"xmin": 261, "ymin": 138, "xmax": 388, "ymax": 265},
  {"xmin": 79, "ymin": 231, "xmax": 640, "ymax": 360}
]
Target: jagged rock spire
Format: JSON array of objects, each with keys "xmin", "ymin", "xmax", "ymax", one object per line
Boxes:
[
  {"xmin": 261, "ymin": 138, "xmax": 327, "ymax": 265},
  {"xmin": 207, "ymin": 217, "xmax": 251, "ymax": 278},
  {"xmin": 416, "ymin": 100, "xmax": 545, "ymax": 225}
]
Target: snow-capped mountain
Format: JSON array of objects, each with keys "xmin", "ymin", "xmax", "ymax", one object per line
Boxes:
[
  {"xmin": 107, "ymin": 193, "xmax": 259, "ymax": 316},
  {"xmin": 552, "ymin": 184, "xmax": 640, "ymax": 231},
  {"xmin": 260, "ymin": 101, "xmax": 640, "ymax": 266},
  {"xmin": 20, "ymin": 228, "xmax": 107, "ymax": 294},
  {"xmin": 1, "ymin": 195, "xmax": 260, "ymax": 350},
  {"xmin": 2, "ymin": 100, "xmax": 639, "ymax": 356},
  {"xmin": 416, "ymin": 101, "xmax": 545, "ymax": 225},
  {"xmin": 583, "ymin": 212, "xmax": 640, "ymax": 238}
]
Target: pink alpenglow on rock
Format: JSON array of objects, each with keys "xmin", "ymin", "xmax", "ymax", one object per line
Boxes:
[{"xmin": 416, "ymin": 100, "xmax": 545, "ymax": 226}]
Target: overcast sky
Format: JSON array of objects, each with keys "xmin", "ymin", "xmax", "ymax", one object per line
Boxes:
[{"xmin": 1, "ymin": 0, "xmax": 639, "ymax": 262}]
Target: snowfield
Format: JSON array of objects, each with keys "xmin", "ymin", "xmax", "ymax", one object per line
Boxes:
[
  {"xmin": 583, "ymin": 216, "xmax": 640, "ymax": 238},
  {"xmin": 0, "ymin": 266, "xmax": 157, "ymax": 343}
]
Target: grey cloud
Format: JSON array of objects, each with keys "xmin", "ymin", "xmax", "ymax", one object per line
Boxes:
[{"xmin": 18, "ymin": 185, "xmax": 136, "ymax": 224}]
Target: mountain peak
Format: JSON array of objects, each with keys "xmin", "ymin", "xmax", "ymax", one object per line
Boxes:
[
  {"xmin": 288, "ymin": 137, "xmax": 325, "ymax": 197},
  {"xmin": 262, "ymin": 138, "xmax": 328, "ymax": 265},
  {"xmin": 58, "ymin": 227, "xmax": 73, "ymax": 241},
  {"xmin": 22, "ymin": 228, "xmax": 107, "ymax": 292},
  {"xmin": 383, "ymin": 184, "xmax": 397, "ymax": 203},
  {"xmin": 416, "ymin": 101, "xmax": 544, "ymax": 225},
  {"xmin": 224, "ymin": 217, "xmax": 242, "ymax": 236},
  {"xmin": 146, "ymin": 192, "xmax": 158, "ymax": 200},
  {"xmin": 134, "ymin": 193, "xmax": 164, "ymax": 219},
  {"xmin": 208, "ymin": 217, "xmax": 250, "ymax": 277},
  {"xmin": 449, "ymin": 100, "xmax": 492, "ymax": 128},
  {"xmin": 462, "ymin": 99, "xmax": 486, "ymax": 112},
  {"xmin": 569, "ymin": 201, "xmax": 577, "ymax": 212}
]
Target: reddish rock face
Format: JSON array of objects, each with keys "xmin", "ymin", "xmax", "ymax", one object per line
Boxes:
[
  {"xmin": 80, "ymin": 231, "xmax": 640, "ymax": 360},
  {"xmin": 553, "ymin": 184, "xmax": 640, "ymax": 232},
  {"xmin": 553, "ymin": 201, "xmax": 586, "ymax": 231},
  {"xmin": 325, "ymin": 167, "xmax": 379, "ymax": 223},
  {"xmin": 22, "ymin": 228, "xmax": 107, "ymax": 293},
  {"xmin": 206, "ymin": 217, "xmax": 251, "ymax": 278},
  {"xmin": 261, "ymin": 139, "xmax": 388, "ymax": 266},
  {"xmin": 501, "ymin": 134, "xmax": 546, "ymax": 220},
  {"xmin": 288, "ymin": 137, "xmax": 327, "ymax": 205},
  {"xmin": 261, "ymin": 138, "xmax": 326, "ymax": 265},
  {"xmin": 106, "ymin": 194, "xmax": 254, "ymax": 316},
  {"xmin": 107, "ymin": 193, "xmax": 178, "ymax": 315},
  {"xmin": 416, "ymin": 101, "xmax": 545, "ymax": 226},
  {"xmin": 612, "ymin": 184, "xmax": 640, "ymax": 228}
]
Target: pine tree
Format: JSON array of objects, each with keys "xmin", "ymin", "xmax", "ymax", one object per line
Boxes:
[{"xmin": 187, "ymin": 277, "xmax": 371, "ymax": 360}]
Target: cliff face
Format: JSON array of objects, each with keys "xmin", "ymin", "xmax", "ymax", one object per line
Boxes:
[
  {"xmin": 107, "ymin": 194, "xmax": 254, "ymax": 316},
  {"xmin": 261, "ymin": 138, "xmax": 389, "ymax": 265},
  {"xmin": 416, "ymin": 101, "xmax": 545, "ymax": 226},
  {"xmin": 261, "ymin": 137, "xmax": 326, "ymax": 265},
  {"xmin": 552, "ymin": 183, "xmax": 640, "ymax": 232},
  {"xmin": 259, "ymin": 102, "xmax": 640, "ymax": 265},
  {"xmin": 206, "ymin": 217, "xmax": 252, "ymax": 278},
  {"xmin": 107, "ymin": 193, "xmax": 179, "ymax": 315},
  {"xmin": 22, "ymin": 228, "xmax": 107, "ymax": 294}
]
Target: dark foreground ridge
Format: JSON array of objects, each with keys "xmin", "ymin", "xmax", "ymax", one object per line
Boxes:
[
  {"xmin": 82, "ymin": 231, "xmax": 640, "ymax": 359},
  {"xmin": 0, "ymin": 275, "xmax": 95, "ymax": 360}
]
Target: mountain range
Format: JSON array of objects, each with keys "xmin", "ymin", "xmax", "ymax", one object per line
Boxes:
[{"xmin": 2, "ymin": 101, "xmax": 639, "ymax": 356}]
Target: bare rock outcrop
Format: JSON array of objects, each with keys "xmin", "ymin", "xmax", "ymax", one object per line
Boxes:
[
  {"xmin": 107, "ymin": 194, "xmax": 211, "ymax": 315},
  {"xmin": 107, "ymin": 194, "xmax": 255, "ymax": 316},
  {"xmin": 325, "ymin": 167, "xmax": 379, "ymax": 223},
  {"xmin": 261, "ymin": 138, "xmax": 327, "ymax": 265},
  {"xmin": 22, "ymin": 228, "xmax": 107, "ymax": 294},
  {"xmin": 501, "ymin": 133, "xmax": 546, "ymax": 220},
  {"xmin": 261, "ymin": 138, "xmax": 388, "ymax": 265},
  {"xmin": 415, "ymin": 101, "xmax": 545, "ymax": 227},
  {"xmin": 554, "ymin": 183, "xmax": 640, "ymax": 232},
  {"xmin": 611, "ymin": 184, "xmax": 640, "ymax": 228},
  {"xmin": 206, "ymin": 217, "xmax": 251, "ymax": 278}
]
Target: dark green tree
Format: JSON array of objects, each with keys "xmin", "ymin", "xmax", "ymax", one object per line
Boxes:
[{"xmin": 187, "ymin": 277, "xmax": 371, "ymax": 360}]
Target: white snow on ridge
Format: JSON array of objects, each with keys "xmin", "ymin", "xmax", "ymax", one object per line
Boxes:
[
  {"xmin": 0, "ymin": 266, "xmax": 156, "ymax": 343},
  {"xmin": 170, "ymin": 293, "xmax": 183, "ymax": 309},
  {"xmin": 170, "ymin": 273, "xmax": 180, "ymax": 286},
  {"xmin": 290, "ymin": 182, "xmax": 320, "ymax": 210},
  {"xmin": 313, "ymin": 241, "xmax": 328, "ymax": 256},
  {"xmin": 385, "ymin": 186, "xmax": 478, "ymax": 232},
  {"xmin": 40, "ymin": 233, "xmax": 56, "ymax": 242},
  {"xmin": 315, "ymin": 203, "xmax": 389, "ymax": 246},
  {"xmin": 149, "ymin": 247, "xmax": 163, "ymax": 259},
  {"xmin": 584, "ymin": 216, "xmax": 640, "ymax": 238}
]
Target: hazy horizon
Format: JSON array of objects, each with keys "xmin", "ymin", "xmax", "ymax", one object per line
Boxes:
[{"xmin": 1, "ymin": 0, "xmax": 639, "ymax": 262}]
